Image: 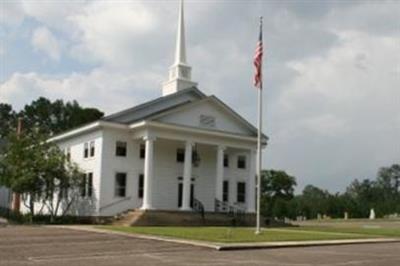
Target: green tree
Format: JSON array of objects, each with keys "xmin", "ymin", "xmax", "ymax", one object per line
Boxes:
[
  {"xmin": 20, "ymin": 97, "xmax": 104, "ymax": 136},
  {"xmin": 263, "ymin": 163, "xmax": 400, "ymax": 220},
  {"xmin": 39, "ymin": 146, "xmax": 83, "ymax": 222},
  {"xmin": 345, "ymin": 179, "xmax": 383, "ymax": 217},
  {"xmin": 0, "ymin": 131, "xmax": 83, "ymax": 220},
  {"xmin": 261, "ymin": 170, "xmax": 297, "ymax": 219},
  {"xmin": 0, "ymin": 133, "xmax": 42, "ymax": 215},
  {"xmin": 375, "ymin": 164, "xmax": 400, "ymax": 215},
  {"xmin": 298, "ymin": 185, "xmax": 330, "ymax": 219},
  {"xmin": 377, "ymin": 164, "xmax": 400, "ymax": 195},
  {"xmin": 0, "ymin": 103, "xmax": 17, "ymax": 151}
]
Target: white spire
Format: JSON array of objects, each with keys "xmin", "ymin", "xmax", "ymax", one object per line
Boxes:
[
  {"xmin": 175, "ymin": 0, "xmax": 186, "ymax": 64},
  {"xmin": 162, "ymin": 0, "xmax": 197, "ymax": 96}
]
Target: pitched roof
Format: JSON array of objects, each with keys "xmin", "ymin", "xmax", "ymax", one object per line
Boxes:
[
  {"xmin": 102, "ymin": 86, "xmax": 206, "ymax": 124},
  {"xmin": 49, "ymin": 86, "xmax": 268, "ymax": 143}
]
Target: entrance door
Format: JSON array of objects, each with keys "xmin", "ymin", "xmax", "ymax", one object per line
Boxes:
[{"xmin": 178, "ymin": 183, "xmax": 194, "ymax": 208}]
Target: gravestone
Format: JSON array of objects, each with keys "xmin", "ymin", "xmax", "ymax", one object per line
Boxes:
[
  {"xmin": 0, "ymin": 217, "xmax": 7, "ymax": 227},
  {"xmin": 369, "ymin": 208, "xmax": 376, "ymax": 220}
]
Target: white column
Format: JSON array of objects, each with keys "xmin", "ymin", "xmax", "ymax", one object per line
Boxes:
[
  {"xmin": 141, "ymin": 136, "xmax": 155, "ymax": 210},
  {"xmin": 215, "ymin": 145, "xmax": 225, "ymax": 202},
  {"xmin": 247, "ymin": 150, "xmax": 256, "ymax": 213},
  {"xmin": 181, "ymin": 141, "xmax": 193, "ymax": 211}
]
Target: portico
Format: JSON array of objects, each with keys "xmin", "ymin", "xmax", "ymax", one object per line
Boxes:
[{"xmin": 134, "ymin": 121, "xmax": 257, "ymax": 213}]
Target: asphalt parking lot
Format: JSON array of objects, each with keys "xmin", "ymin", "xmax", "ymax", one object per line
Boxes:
[{"xmin": 1, "ymin": 226, "xmax": 400, "ymax": 266}]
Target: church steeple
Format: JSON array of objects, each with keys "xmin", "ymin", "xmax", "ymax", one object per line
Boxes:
[
  {"xmin": 175, "ymin": 0, "xmax": 186, "ymax": 65},
  {"xmin": 162, "ymin": 0, "xmax": 197, "ymax": 96}
]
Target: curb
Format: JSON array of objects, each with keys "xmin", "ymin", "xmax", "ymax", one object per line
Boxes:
[
  {"xmin": 50, "ymin": 225, "xmax": 400, "ymax": 251},
  {"xmin": 216, "ymin": 238, "xmax": 400, "ymax": 251},
  {"xmin": 49, "ymin": 225, "xmax": 220, "ymax": 250}
]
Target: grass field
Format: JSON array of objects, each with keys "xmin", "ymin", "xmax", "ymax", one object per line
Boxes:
[
  {"xmin": 286, "ymin": 226, "xmax": 400, "ymax": 238},
  {"xmin": 98, "ymin": 226, "xmax": 377, "ymax": 243},
  {"xmin": 292, "ymin": 219, "xmax": 400, "ymax": 238},
  {"xmin": 99, "ymin": 219, "xmax": 400, "ymax": 243}
]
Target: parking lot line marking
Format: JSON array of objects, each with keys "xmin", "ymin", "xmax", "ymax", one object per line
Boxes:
[{"xmin": 27, "ymin": 247, "xmax": 201, "ymax": 263}]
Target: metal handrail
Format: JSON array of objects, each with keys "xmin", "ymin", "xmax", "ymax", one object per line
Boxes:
[
  {"xmin": 193, "ymin": 198, "xmax": 205, "ymax": 220},
  {"xmin": 99, "ymin": 196, "xmax": 132, "ymax": 212},
  {"xmin": 215, "ymin": 199, "xmax": 246, "ymax": 213},
  {"xmin": 215, "ymin": 198, "xmax": 246, "ymax": 224}
]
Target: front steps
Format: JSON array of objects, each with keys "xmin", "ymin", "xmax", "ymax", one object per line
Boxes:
[
  {"xmin": 112, "ymin": 209, "xmax": 145, "ymax": 226},
  {"xmin": 112, "ymin": 209, "xmax": 258, "ymax": 226}
]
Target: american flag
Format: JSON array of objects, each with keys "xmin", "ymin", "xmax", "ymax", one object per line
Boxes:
[{"xmin": 253, "ymin": 18, "xmax": 263, "ymax": 89}]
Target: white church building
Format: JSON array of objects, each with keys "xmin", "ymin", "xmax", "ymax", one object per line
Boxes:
[{"xmin": 20, "ymin": 1, "xmax": 267, "ymax": 219}]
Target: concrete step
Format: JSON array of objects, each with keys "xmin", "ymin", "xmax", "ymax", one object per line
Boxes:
[
  {"xmin": 112, "ymin": 209, "xmax": 257, "ymax": 226},
  {"xmin": 113, "ymin": 209, "xmax": 145, "ymax": 226}
]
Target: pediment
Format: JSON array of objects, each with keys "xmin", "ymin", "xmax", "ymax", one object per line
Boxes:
[{"xmin": 150, "ymin": 97, "xmax": 257, "ymax": 137}]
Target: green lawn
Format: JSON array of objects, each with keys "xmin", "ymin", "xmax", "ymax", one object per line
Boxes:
[
  {"xmin": 285, "ymin": 226, "xmax": 400, "ymax": 238},
  {"xmin": 98, "ymin": 226, "xmax": 376, "ymax": 243}
]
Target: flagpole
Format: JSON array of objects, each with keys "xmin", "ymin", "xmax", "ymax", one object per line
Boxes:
[{"xmin": 255, "ymin": 16, "xmax": 263, "ymax": 235}]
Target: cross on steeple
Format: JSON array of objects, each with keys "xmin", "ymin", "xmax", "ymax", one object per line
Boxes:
[{"xmin": 162, "ymin": 0, "xmax": 197, "ymax": 96}]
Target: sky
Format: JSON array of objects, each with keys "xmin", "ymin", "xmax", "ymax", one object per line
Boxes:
[{"xmin": 1, "ymin": 0, "xmax": 399, "ymax": 193}]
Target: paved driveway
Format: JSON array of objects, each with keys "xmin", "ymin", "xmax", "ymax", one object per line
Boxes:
[{"xmin": 1, "ymin": 226, "xmax": 400, "ymax": 266}]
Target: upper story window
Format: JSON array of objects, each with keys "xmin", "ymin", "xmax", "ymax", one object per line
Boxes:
[
  {"xmin": 140, "ymin": 144, "xmax": 145, "ymax": 159},
  {"xmin": 84, "ymin": 141, "xmax": 95, "ymax": 158},
  {"xmin": 176, "ymin": 148, "xmax": 199, "ymax": 165},
  {"xmin": 84, "ymin": 143, "xmax": 89, "ymax": 158},
  {"xmin": 89, "ymin": 141, "xmax": 95, "ymax": 157},
  {"xmin": 176, "ymin": 148, "xmax": 185, "ymax": 163},
  {"xmin": 237, "ymin": 155, "xmax": 246, "ymax": 169},
  {"xmin": 81, "ymin": 172, "xmax": 93, "ymax": 198},
  {"xmin": 116, "ymin": 141, "xmax": 127, "ymax": 157},
  {"xmin": 199, "ymin": 115, "xmax": 216, "ymax": 128},
  {"xmin": 223, "ymin": 154, "xmax": 229, "ymax": 168},
  {"xmin": 115, "ymin": 172, "xmax": 127, "ymax": 198}
]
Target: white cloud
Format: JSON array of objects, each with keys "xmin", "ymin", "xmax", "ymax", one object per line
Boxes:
[
  {"xmin": 324, "ymin": 1, "xmax": 400, "ymax": 37},
  {"xmin": 31, "ymin": 27, "xmax": 61, "ymax": 61},
  {"xmin": 277, "ymin": 30, "xmax": 400, "ymax": 123},
  {"xmin": 0, "ymin": 68, "xmax": 162, "ymax": 113},
  {"xmin": 302, "ymin": 114, "xmax": 347, "ymax": 136},
  {"xmin": 0, "ymin": 1, "xmax": 25, "ymax": 26},
  {"xmin": 69, "ymin": 1, "xmax": 158, "ymax": 67},
  {"xmin": 266, "ymin": 30, "xmax": 400, "ymax": 191},
  {"xmin": 20, "ymin": 0, "xmax": 82, "ymax": 31}
]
